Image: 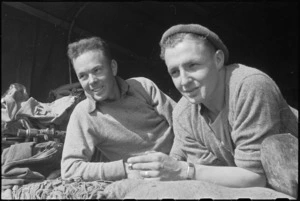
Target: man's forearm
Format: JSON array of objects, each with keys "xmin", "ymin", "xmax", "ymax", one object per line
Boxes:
[
  {"xmin": 61, "ymin": 159, "xmax": 126, "ymax": 181},
  {"xmin": 193, "ymin": 164, "xmax": 266, "ymax": 188}
]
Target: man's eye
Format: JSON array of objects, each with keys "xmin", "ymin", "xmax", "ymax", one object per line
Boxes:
[
  {"xmin": 94, "ymin": 68, "xmax": 102, "ymax": 73},
  {"xmin": 79, "ymin": 74, "xmax": 87, "ymax": 79},
  {"xmin": 170, "ymin": 70, "xmax": 179, "ymax": 77},
  {"xmin": 189, "ymin": 64, "xmax": 197, "ymax": 68},
  {"xmin": 187, "ymin": 63, "xmax": 200, "ymax": 71}
]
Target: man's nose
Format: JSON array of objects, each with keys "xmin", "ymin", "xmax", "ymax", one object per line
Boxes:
[
  {"xmin": 88, "ymin": 74, "xmax": 98, "ymax": 84},
  {"xmin": 180, "ymin": 70, "xmax": 191, "ymax": 86}
]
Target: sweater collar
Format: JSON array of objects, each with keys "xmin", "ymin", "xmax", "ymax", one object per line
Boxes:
[
  {"xmin": 86, "ymin": 76, "xmax": 129, "ymax": 113},
  {"xmin": 199, "ymin": 66, "xmax": 228, "ymax": 117}
]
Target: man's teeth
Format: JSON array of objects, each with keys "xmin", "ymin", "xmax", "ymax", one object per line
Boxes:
[{"xmin": 92, "ymin": 86, "xmax": 103, "ymax": 92}]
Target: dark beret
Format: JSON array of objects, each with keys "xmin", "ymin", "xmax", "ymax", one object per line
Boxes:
[{"xmin": 160, "ymin": 24, "xmax": 229, "ymax": 63}]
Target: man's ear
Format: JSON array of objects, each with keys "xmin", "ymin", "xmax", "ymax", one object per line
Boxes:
[
  {"xmin": 111, "ymin": 59, "xmax": 118, "ymax": 76},
  {"xmin": 215, "ymin": 50, "xmax": 225, "ymax": 71}
]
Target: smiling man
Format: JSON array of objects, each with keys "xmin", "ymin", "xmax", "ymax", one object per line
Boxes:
[
  {"xmin": 127, "ymin": 24, "xmax": 298, "ymax": 197},
  {"xmin": 61, "ymin": 37, "xmax": 176, "ymax": 182}
]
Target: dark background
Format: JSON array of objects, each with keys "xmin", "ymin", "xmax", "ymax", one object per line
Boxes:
[{"xmin": 1, "ymin": 2, "xmax": 298, "ymax": 108}]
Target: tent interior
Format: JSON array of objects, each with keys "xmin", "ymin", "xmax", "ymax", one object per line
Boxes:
[{"xmin": 1, "ymin": 2, "xmax": 298, "ymax": 108}]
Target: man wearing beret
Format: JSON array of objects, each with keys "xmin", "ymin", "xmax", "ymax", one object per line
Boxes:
[{"xmin": 128, "ymin": 24, "xmax": 298, "ymax": 197}]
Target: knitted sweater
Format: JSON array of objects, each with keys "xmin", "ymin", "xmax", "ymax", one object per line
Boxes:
[
  {"xmin": 61, "ymin": 77, "xmax": 176, "ymax": 181},
  {"xmin": 170, "ymin": 64, "xmax": 298, "ymax": 174}
]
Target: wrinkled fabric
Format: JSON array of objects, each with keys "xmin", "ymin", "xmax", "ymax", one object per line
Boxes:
[
  {"xmin": 104, "ymin": 179, "xmax": 294, "ymax": 199},
  {"xmin": 48, "ymin": 82, "xmax": 84, "ymax": 101},
  {"xmin": 2, "ymin": 83, "xmax": 79, "ymax": 131},
  {"xmin": 2, "ymin": 118, "xmax": 33, "ymax": 151},
  {"xmin": 2, "ymin": 118, "xmax": 32, "ymax": 135},
  {"xmin": 14, "ymin": 96, "xmax": 77, "ymax": 129},
  {"xmin": 1, "ymin": 141, "xmax": 63, "ymax": 190},
  {"xmin": 2, "ymin": 188, "xmax": 13, "ymax": 199},
  {"xmin": 1, "ymin": 83, "xmax": 29, "ymax": 122},
  {"xmin": 1, "ymin": 95, "xmax": 20, "ymax": 123},
  {"xmin": 261, "ymin": 133, "xmax": 298, "ymax": 198}
]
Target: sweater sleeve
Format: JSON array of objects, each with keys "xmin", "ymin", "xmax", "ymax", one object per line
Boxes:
[
  {"xmin": 231, "ymin": 74, "xmax": 283, "ymax": 174},
  {"xmin": 61, "ymin": 103, "xmax": 126, "ymax": 181},
  {"xmin": 134, "ymin": 77, "xmax": 176, "ymax": 126},
  {"xmin": 169, "ymin": 118, "xmax": 186, "ymax": 161},
  {"xmin": 170, "ymin": 105, "xmax": 224, "ymax": 165}
]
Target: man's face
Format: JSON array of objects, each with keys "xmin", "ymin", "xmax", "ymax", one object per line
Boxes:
[
  {"xmin": 164, "ymin": 37, "xmax": 222, "ymax": 105},
  {"xmin": 73, "ymin": 50, "xmax": 118, "ymax": 102}
]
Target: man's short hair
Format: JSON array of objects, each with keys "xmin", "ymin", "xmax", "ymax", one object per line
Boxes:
[{"xmin": 67, "ymin": 37, "xmax": 112, "ymax": 62}]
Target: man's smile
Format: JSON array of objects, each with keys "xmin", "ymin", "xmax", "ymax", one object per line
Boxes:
[
  {"xmin": 91, "ymin": 85, "xmax": 105, "ymax": 93},
  {"xmin": 183, "ymin": 87, "xmax": 198, "ymax": 96}
]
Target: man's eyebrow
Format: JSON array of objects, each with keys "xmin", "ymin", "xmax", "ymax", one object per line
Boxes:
[
  {"xmin": 167, "ymin": 64, "xmax": 178, "ymax": 71},
  {"xmin": 93, "ymin": 65, "xmax": 104, "ymax": 69},
  {"xmin": 185, "ymin": 62, "xmax": 197, "ymax": 68},
  {"xmin": 77, "ymin": 71, "xmax": 85, "ymax": 76}
]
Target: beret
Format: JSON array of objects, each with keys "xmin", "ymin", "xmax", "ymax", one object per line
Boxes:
[{"xmin": 160, "ymin": 24, "xmax": 229, "ymax": 63}]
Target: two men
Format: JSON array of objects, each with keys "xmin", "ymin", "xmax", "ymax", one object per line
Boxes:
[
  {"xmin": 127, "ymin": 24, "xmax": 298, "ymax": 196},
  {"xmin": 62, "ymin": 24, "xmax": 298, "ymax": 197},
  {"xmin": 61, "ymin": 37, "xmax": 176, "ymax": 181}
]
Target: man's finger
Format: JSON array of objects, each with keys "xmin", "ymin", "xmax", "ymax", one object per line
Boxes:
[
  {"xmin": 144, "ymin": 150, "xmax": 157, "ymax": 154},
  {"xmin": 127, "ymin": 153, "xmax": 158, "ymax": 163},
  {"xmin": 143, "ymin": 177, "xmax": 161, "ymax": 181},
  {"xmin": 132, "ymin": 162, "xmax": 163, "ymax": 170},
  {"xmin": 140, "ymin": 170, "xmax": 160, "ymax": 178}
]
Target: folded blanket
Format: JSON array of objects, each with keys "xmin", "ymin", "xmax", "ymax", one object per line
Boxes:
[
  {"xmin": 2, "ymin": 141, "xmax": 63, "ymax": 190},
  {"xmin": 104, "ymin": 179, "xmax": 294, "ymax": 199}
]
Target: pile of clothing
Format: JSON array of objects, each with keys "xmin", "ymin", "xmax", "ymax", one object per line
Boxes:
[
  {"xmin": 2, "ymin": 141, "xmax": 63, "ymax": 190},
  {"xmin": 1, "ymin": 82, "xmax": 85, "ymax": 197},
  {"xmin": 1, "ymin": 83, "xmax": 84, "ymax": 139}
]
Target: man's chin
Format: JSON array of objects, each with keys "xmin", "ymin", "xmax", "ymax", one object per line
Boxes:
[
  {"xmin": 92, "ymin": 94, "xmax": 106, "ymax": 102},
  {"xmin": 184, "ymin": 95, "xmax": 201, "ymax": 104}
]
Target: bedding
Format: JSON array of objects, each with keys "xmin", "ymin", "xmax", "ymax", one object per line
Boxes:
[{"xmin": 2, "ymin": 178, "xmax": 294, "ymax": 199}]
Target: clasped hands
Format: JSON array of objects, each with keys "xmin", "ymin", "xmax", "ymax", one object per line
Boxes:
[{"xmin": 125, "ymin": 151, "xmax": 187, "ymax": 181}]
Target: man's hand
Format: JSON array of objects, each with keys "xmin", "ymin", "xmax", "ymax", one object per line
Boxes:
[
  {"xmin": 127, "ymin": 151, "xmax": 188, "ymax": 181},
  {"xmin": 124, "ymin": 162, "xmax": 144, "ymax": 180}
]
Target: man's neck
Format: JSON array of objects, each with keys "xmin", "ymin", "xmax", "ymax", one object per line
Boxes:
[
  {"xmin": 104, "ymin": 78, "xmax": 122, "ymax": 102},
  {"xmin": 202, "ymin": 68, "xmax": 226, "ymax": 121}
]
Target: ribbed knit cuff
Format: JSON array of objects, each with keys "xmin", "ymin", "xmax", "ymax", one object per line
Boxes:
[{"xmin": 101, "ymin": 159, "xmax": 126, "ymax": 181}]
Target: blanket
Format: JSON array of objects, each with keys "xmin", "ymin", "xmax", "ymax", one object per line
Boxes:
[
  {"xmin": 104, "ymin": 179, "xmax": 295, "ymax": 199},
  {"xmin": 2, "ymin": 178, "xmax": 294, "ymax": 199}
]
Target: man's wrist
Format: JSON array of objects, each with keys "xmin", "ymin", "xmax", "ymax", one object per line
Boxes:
[
  {"xmin": 178, "ymin": 161, "xmax": 195, "ymax": 180},
  {"xmin": 186, "ymin": 162, "xmax": 195, "ymax": 180},
  {"xmin": 123, "ymin": 160, "xmax": 130, "ymax": 178}
]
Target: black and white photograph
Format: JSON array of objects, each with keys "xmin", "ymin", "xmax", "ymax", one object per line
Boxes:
[{"xmin": 1, "ymin": 2, "xmax": 298, "ymax": 199}]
